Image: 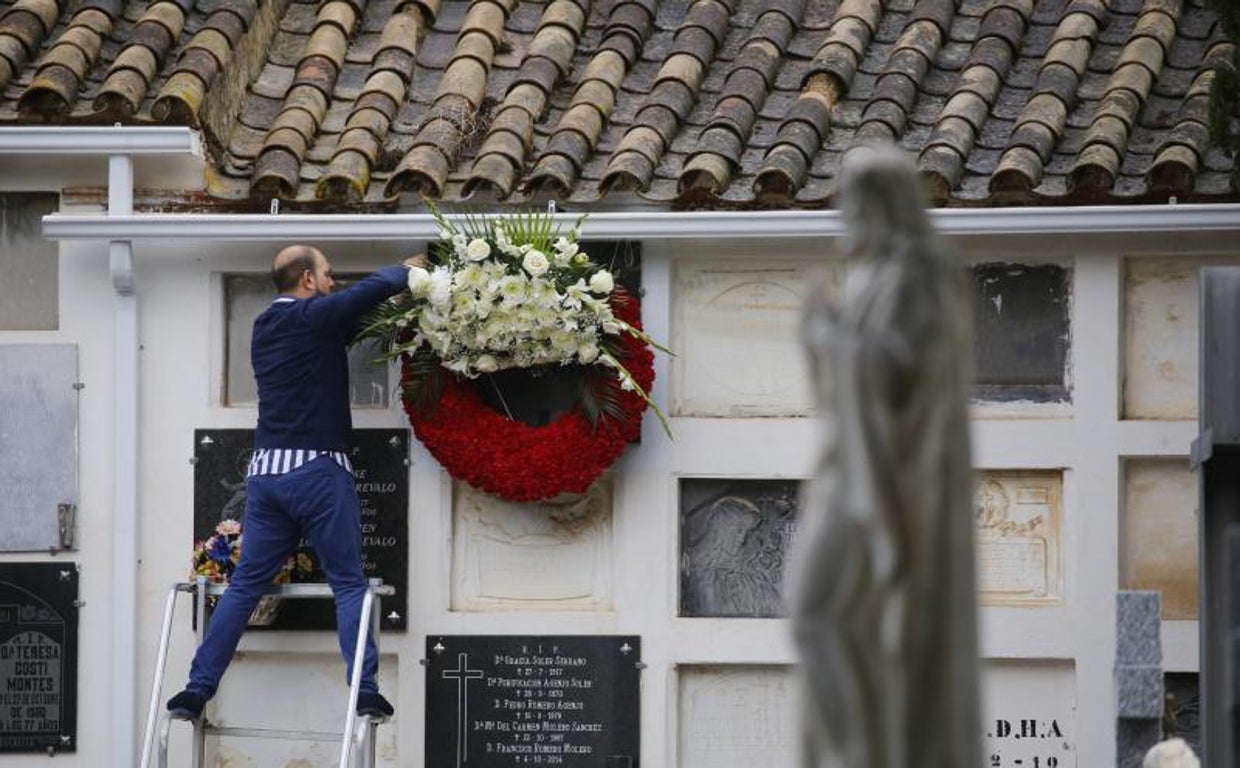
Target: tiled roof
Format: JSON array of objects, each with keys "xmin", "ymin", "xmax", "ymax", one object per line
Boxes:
[{"xmin": 0, "ymin": 0, "xmax": 1235, "ymax": 209}]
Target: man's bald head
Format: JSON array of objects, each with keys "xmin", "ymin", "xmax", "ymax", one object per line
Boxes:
[{"xmin": 271, "ymin": 245, "xmax": 324, "ymax": 293}]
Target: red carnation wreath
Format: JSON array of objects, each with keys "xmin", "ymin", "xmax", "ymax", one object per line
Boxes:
[{"xmin": 400, "ymin": 292, "xmax": 655, "ymax": 503}]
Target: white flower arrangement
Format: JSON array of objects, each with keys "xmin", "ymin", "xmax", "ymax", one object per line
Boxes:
[{"xmin": 359, "ymin": 205, "xmax": 670, "ymax": 435}]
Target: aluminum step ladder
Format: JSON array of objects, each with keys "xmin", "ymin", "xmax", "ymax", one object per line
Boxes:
[{"xmin": 139, "ymin": 577, "xmax": 395, "ymax": 768}]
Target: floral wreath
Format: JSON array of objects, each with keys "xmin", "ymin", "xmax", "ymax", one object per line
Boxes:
[{"xmin": 359, "ymin": 205, "xmax": 669, "ymax": 502}]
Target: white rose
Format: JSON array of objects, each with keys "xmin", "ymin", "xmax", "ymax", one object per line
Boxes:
[
  {"xmin": 589, "ymin": 270, "xmax": 614, "ymax": 294},
  {"xmin": 571, "ymin": 253, "xmax": 589, "ymax": 267},
  {"xmin": 465, "ymin": 238, "xmax": 491, "ymax": 261},
  {"xmin": 522, "ymin": 250, "xmax": 550, "ymax": 277},
  {"xmin": 406, "ymin": 266, "xmax": 431, "ymax": 297},
  {"xmin": 474, "ymin": 354, "xmax": 498, "ymax": 373},
  {"xmin": 578, "ymin": 342, "xmax": 599, "ymax": 363}
]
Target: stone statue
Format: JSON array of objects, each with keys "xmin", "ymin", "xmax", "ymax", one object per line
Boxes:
[{"xmin": 788, "ymin": 144, "xmax": 982, "ymax": 768}]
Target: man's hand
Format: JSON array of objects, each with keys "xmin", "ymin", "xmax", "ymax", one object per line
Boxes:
[{"xmin": 403, "ymin": 253, "xmax": 429, "ymax": 269}]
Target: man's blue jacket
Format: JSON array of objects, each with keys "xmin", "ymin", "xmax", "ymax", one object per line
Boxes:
[{"xmin": 252, "ymin": 265, "xmax": 407, "ymax": 451}]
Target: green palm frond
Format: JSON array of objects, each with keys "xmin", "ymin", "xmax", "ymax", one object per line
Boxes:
[
  {"xmin": 402, "ymin": 347, "xmax": 452, "ymax": 416},
  {"xmin": 354, "ymin": 294, "xmax": 413, "ymax": 345},
  {"xmin": 581, "ymin": 369, "xmax": 627, "ymax": 429}
]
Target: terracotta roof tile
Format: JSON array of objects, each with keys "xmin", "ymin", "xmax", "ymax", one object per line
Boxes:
[
  {"xmin": 1, "ymin": 0, "xmax": 1233, "ymax": 207},
  {"xmin": 1148, "ymin": 34, "xmax": 1232, "ymax": 193},
  {"xmin": 1068, "ymin": 0, "xmax": 1181, "ymax": 194},
  {"xmin": 463, "ymin": 0, "xmax": 589, "ymax": 197}
]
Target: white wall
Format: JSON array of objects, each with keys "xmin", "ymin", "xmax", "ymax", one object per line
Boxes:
[{"xmin": 0, "ymin": 155, "xmax": 1225, "ymax": 766}]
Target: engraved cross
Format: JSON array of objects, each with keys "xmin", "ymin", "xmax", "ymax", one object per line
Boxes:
[{"xmin": 442, "ymin": 652, "xmax": 484, "ymax": 767}]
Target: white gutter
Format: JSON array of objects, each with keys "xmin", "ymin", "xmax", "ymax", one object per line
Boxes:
[
  {"xmin": 0, "ymin": 126, "xmax": 200, "ymax": 768},
  {"xmin": 42, "ymin": 203, "xmax": 1240, "ymax": 241},
  {"xmin": 0, "ymin": 126, "xmax": 202, "ymax": 155}
]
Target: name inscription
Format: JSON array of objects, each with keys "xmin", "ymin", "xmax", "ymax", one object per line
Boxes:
[
  {"xmin": 987, "ymin": 718, "xmax": 1071, "ymax": 768},
  {"xmin": 426, "ymin": 636, "xmax": 640, "ymax": 767},
  {"xmin": 0, "ymin": 564, "xmax": 78, "ymax": 753},
  {"xmin": 193, "ymin": 428, "xmax": 410, "ymax": 630}
]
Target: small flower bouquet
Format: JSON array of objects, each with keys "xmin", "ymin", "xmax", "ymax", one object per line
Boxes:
[
  {"xmin": 191, "ymin": 519, "xmax": 323, "ymax": 625},
  {"xmin": 191, "ymin": 518, "xmax": 322, "ymax": 586},
  {"xmin": 357, "ymin": 205, "xmax": 670, "ymax": 502}
]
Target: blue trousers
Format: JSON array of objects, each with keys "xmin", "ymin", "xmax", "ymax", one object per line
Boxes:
[{"xmin": 187, "ymin": 456, "xmax": 379, "ymax": 697}]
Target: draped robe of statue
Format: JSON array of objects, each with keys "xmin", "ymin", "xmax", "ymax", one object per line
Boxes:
[{"xmin": 789, "ymin": 145, "xmax": 982, "ymax": 768}]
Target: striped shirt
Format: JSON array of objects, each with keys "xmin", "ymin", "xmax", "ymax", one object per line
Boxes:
[{"xmin": 247, "ymin": 448, "xmax": 353, "ymax": 478}]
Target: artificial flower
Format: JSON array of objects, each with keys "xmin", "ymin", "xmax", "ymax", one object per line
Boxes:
[
  {"xmin": 589, "ymin": 270, "xmax": 615, "ymax": 294},
  {"xmin": 465, "ymin": 238, "xmax": 491, "ymax": 261},
  {"xmin": 406, "ymin": 265, "xmax": 431, "ymax": 297},
  {"xmin": 522, "ymin": 249, "xmax": 550, "ymax": 277}
]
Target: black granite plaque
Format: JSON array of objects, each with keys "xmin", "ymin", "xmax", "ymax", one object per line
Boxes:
[
  {"xmin": 971, "ymin": 263, "xmax": 1071, "ymax": 402},
  {"xmin": 425, "ymin": 635, "xmax": 640, "ymax": 767},
  {"xmin": 193, "ymin": 428, "xmax": 409, "ymax": 630},
  {"xmin": 680, "ymin": 478, "xmax": 798, "ymax": 618},
  {"xmin": 0, "ymin": 563, "xmax": 78, "ymax": 753}
]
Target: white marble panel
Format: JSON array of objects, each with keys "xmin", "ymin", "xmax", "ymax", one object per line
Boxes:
[
  {"xmin": 679, "ymin": 663, "xmax": 1074, "ymax": 768},
  {"xmin": 207, "ymin": 653, "xmax": 399, "ymax": 767},
  {"xmin": 1124, "ymin": 458, "xmax": 1198, "ymax": 620},
  {"xmin": 672, "ymin": 260, "xmax": 839, "ymax": 417},
  {"xmin": 1124, "ymin": 256, "xmax": 1240, "ymax": 420},
  {"xmin": 678, "ymin": 665, "xmax": 795, "ymax": 768},
  {"xmin": 983, "ymin": 661, "xmax": 1077, "ymax": 768},
  {"xmin": 451, "ymin": 480, "xmax": 612, "ymax": 611},
  {"xmin": 975, "ymin": 471, "xmax": 1064, "ymax": 606}
]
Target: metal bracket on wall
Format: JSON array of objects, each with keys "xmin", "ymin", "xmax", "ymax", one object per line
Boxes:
[{"xmin": 57, "ymin": 503, "xmax": 76, "ymax": 551}]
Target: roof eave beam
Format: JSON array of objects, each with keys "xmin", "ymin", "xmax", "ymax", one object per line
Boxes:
[{"xmin": 41, "ymin": 203, "xmax": 1240, "ymax": 242}]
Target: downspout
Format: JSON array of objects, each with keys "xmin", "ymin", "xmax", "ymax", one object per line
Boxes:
[
  {"xmin": 108, "ymin": 153, "xmax": 139, "ymax": 768},
  {"xmin": 0, "ymin": 126, "xmax": 199, "ymax": 768}
]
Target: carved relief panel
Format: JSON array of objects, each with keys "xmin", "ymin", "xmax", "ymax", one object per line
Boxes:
[
  {"xmin": 974, "ymin": 471, "xmax": 1064, "ymax": 606},
  {"xmin": 679, "ymin": 479, "xmax": 798, "ymax": 618},
  {"xmin": 672, "ymin": 260, "xmax": 840, "ymax": 417},
  {"xmin": 451, "ymin": 480, "xmax": 613, "ymax": 611}
]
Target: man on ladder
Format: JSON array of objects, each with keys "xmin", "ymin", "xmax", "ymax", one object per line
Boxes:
[{"xmin": 167, "ymin": 245, "xmax": 423, "ymax": 721}]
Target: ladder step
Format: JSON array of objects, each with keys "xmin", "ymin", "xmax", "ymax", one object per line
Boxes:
[{"xmin": 203, "ymin": 718, "xmax": 385, "ymax": 743}]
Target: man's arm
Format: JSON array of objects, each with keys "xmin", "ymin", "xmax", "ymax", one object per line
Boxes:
[{"xmin": 308, "ymin": 255, "xmax": 425, "ymax": 334}]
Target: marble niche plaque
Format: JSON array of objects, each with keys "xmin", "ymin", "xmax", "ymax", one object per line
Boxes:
[
  {"xmin": 1124, "ymin": 459, "xmax": 1198, "ymax": 620},
  {"xmin": 193, "ymin": 429, "xmax": 409, "ymax": 630},
  {"xmin": 982, "ymin": 661, "xmax": 1077, "ymax": 768},
  {"xmin": 678, "ymin": 665, "xmax": 795, "ymax": 768},
  {"xmin": 974, "ymin": 471, "xmax": 1063, "ymax": 606},
  {"xmin": 0, "ymin": 344, "xmax": 78, "ymax": 552},
  {"xmin": 1124, "ymin": 256, "xmax": 1240, "ymax": 419},
  {"xmin": 425, "ymin": 635, "xmax": 640, "ymax": 767},
  {"xmin": 451, "ymin": 480, "xmax": 612, "ymax": 611},
  {"xmin": 672, "ymin": 260, "xmax": 839, "ymax": 417},
  {"xmin": 0, "ymin": 563, "xmax": 78, "ymax": 753},
  {"xmin": 680, "ymin": 479, "xmax": 797, "ymax": 618}
]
